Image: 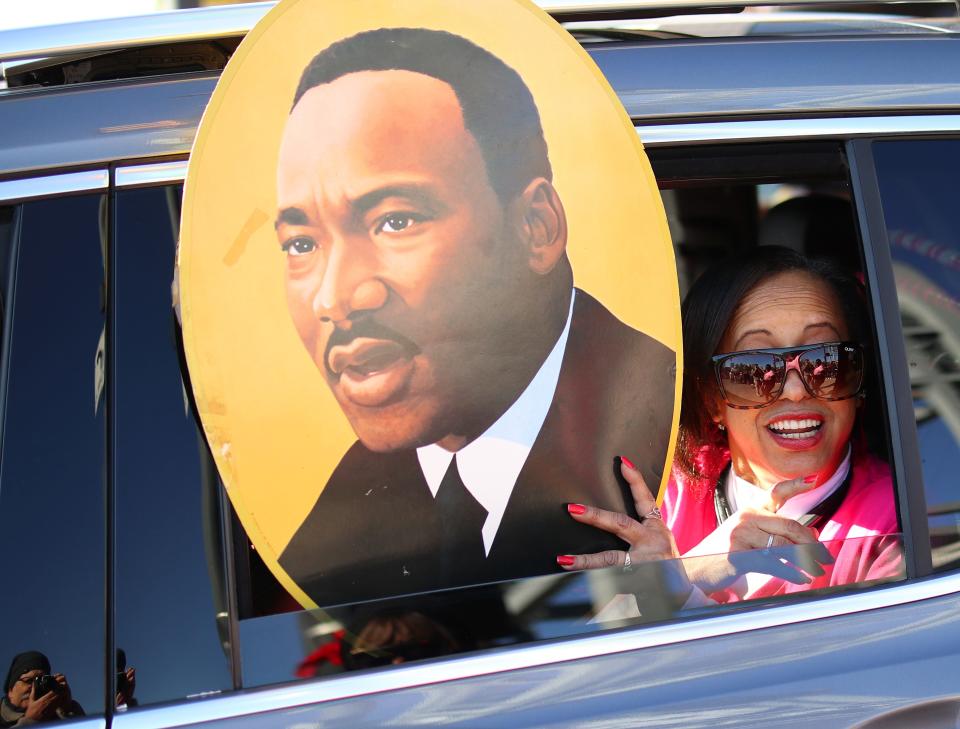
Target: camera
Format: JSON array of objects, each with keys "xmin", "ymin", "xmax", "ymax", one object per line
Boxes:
[
  {"xmin": 32, "ymin": 674, "xmax": 60, "ymax": 697},
  {"xmin": 116, "ymin": 670, "xmax": 129, "ymax": 694}
]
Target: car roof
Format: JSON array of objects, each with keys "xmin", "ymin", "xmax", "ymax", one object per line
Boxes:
[
  {"xmin": 0, "ymin": 0, "xmax": 955, "ymax": 66},
  {"xmin": 0, "ymin": 1, "xmax": 958, "ymax": 178}
]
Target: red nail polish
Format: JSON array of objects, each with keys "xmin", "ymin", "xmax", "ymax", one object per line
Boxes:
[
  {"xmin": 804, "ymin": 475, "xmax": 817, "ymax": 483},
  {"xmin": 620, "ymin": 455, "xmax": 637, "ymax": 471},
  {"xmin": 567, "ymin": 503, "xmax": 586, "ymax": 515},
  {"xmin": 556, "ymin": 555, "xmax": 575, "ymax": 567}
]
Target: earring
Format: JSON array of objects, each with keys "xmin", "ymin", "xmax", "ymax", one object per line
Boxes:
[{"xmin": 717, "ymin": 423, "xmax": 725, "ymax": 431}]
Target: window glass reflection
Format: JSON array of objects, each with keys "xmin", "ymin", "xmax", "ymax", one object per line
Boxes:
[
  {"xmin": 240, "ymin": 535, "xmax": 903, "ymax": 687},
  {"xmin": 0, "ymin": 195, "xmax": 107, "ymax": 720},
  {"xmin": 874, "ymin": 139, "xmax": 960, "ymax": 571},
  {"xmin": 113, "ymin": 186, "xmax": 233, "ymax": 705}
]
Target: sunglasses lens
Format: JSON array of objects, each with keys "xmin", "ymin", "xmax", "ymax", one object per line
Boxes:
[
  {"xmin": 799, "ymin": 343, "xmax": 863, "ymax": 399},
  {"xmin": 717, "ymin": 353, "xmax": 784, "ymax": 407}
]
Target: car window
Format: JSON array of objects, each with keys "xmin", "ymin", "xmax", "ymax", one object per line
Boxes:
[
  {"xmin": 0, "ymin": 194, "xmax": 107, "ymax": 721},
  {"xmin": 86, "ymin": 147, "xmax": 908, "ymax": 702},
  {"xmin": 872, "ymin": 138, "xmax": 960, "ymax": 572},
  {"xmin": 113, "ymin": 185, "xmax": 236, "ymax": 707},
  {"xmin": 230, "ymin": 141, "xmax": 905, "ymax": 689}
]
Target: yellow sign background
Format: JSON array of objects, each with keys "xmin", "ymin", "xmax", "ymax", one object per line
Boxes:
[{"xmin": 180, "ymin": 0, "xmax": 682, "ymax": 608}]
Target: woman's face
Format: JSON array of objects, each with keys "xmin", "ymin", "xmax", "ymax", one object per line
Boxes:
[{"xmin": 716, "ymin": 271, "xmax": 858, "ymax": 489}]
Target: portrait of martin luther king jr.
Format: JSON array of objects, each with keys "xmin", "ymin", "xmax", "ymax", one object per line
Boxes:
[{"xmin": 274, "ymin": 27, "xmax": 676, "ymax": 607}]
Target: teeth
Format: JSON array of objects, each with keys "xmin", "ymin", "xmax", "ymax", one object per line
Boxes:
[{"xmin": 768, "ymin": 418, "xmax": 822, "ymax": 432}]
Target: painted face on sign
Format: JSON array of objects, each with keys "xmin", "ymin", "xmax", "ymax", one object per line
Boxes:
[{"xmin": 275, "ymin": 70, "xmax": 570, "ymax": 453}]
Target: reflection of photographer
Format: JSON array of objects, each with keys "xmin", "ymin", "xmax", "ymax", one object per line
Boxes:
[
  {"xmin": 1, "ymin": 652, "xmax": 84, "ymax": 727},
  {"xmin": 115, "ymin": 650, "xmax": 136, "ymax": 708}
]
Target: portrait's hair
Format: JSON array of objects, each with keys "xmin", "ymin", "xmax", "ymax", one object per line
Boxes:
[
  {"xmin": 676, "ymin": 245, "xmax": 875, "ymax": 477},
  {"xmin": 292, "ymin": 27, "xmax": 551, "ymax": 203}
]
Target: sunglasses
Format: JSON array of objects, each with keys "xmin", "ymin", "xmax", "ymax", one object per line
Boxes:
[{"xmin": 712, "ymin": 341, "xmax": 865, "ymax": 409}]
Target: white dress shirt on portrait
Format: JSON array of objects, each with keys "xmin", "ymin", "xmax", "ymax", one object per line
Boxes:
[{"xmin": 416, "ymin": 290, "xmax": 576, "ymax": 557}]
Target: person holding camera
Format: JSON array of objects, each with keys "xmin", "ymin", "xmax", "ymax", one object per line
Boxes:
[{"xmin": 0, "ymin": 651, "xmax": 83, "ymax": 726}]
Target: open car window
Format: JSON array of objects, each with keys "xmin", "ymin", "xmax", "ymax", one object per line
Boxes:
[{"xmin": 224, "ymin": 141, "xmax": 911, "ymax": 690}]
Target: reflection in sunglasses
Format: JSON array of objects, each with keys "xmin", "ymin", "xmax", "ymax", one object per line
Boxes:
[{"xmin": 713, "ymin": 341, "xmax": 865, "ymax": 409}]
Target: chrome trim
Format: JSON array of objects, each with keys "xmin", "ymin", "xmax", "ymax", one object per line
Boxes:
[
  {"xmin": 0, "ymin": 3, "xmax": 273, "ymax": 65},
  {"xmin": 0, "ymin": 169, "xmax": 107, "ymax": 203},
  {"xmin": 113, "ymin": 571, "xmax": 960, "ymax": 729},
  {"xmin": 66, "ymin": 115, "xmax": 960, "ymax": 197},
  {"xmin": 546, "ymin": 0, "xmax": 956, "ymax": 9},
  {"xmin": 637, "ymin": 114, "xmax": 960, "ymax": 146},
  {"xmin": 4, "ymin": 114, "xmax": 954, "ymax": 202},
  {"xmin": 0, "ymin": 0, "xmax": 956, "ymax": 65},
  {"xmin": 115, "ymin": 160, "xmax": 188, "ymax": 188},
  {"xmin": 55, "ymin": 720, "xmax": 104, "ymax": 729}
]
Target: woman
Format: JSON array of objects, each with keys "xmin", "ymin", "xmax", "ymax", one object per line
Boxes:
[{"xmin": 557, "ymin": 247, "xmax": 903, "ymax": 603}]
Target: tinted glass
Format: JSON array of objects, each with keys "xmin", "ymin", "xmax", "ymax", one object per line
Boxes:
[
  {"xmin": 113, "ymin": 186, "xmax": 234, "ymax": 705},
  {"xmin": 874, "ymin": 139, "xmax": 960, "ymax": 572},
  {"xmin": 0, "ymin": 195, "xmax": 107, "ymax": 719}
]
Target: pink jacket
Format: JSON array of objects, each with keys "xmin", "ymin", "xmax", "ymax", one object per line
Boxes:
[{"xmin": 662, "ymin": 448, "xmax": 904, "ymax": 602}]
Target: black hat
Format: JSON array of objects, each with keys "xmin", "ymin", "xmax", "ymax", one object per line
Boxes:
[{"xmin": 4, "ymin": 651, "xmax": 50, "ymax": 694}]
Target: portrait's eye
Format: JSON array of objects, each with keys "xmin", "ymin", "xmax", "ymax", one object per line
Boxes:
[
  {"xmin": 377, "ymin": 213, "xmax": 419, "ymax": 234},
  {"xmin": 281, "ymin": 236, "xmax": 316, "ymax": 257}
]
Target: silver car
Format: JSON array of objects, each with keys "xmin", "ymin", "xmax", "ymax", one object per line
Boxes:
[{"xmin": 0, "ymin": 1, "xmax": 958, "ymax": 726}]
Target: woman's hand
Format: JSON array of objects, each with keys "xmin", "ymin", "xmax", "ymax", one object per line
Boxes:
[
  {"xmin": 688, "ymin": 475, "xmax": 818, "ymax": 556},
  {"xmin": 557, "ymin": 457, "xmax": 693, "ymax": 605},
  {"xmin": 557, "ymin": 457, "xmax": 681, "ymax": 569},
  {"xmin": 683, "ymin": 475, "xmax": 834, "ymax": 591}
]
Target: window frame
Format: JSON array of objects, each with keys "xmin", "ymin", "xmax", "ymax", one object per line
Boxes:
[
  {"xmin": 847, "ymin": 136, "xmax": 937, "ymax": 578},
  {"xmin": 1, "ymin": 114, "xmax": 958, "ymax": 727}
]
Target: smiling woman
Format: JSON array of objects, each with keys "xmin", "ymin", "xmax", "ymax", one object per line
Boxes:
[{"xmin": 562, "ymin": 246, "xmax": 904, "ymax": 603}]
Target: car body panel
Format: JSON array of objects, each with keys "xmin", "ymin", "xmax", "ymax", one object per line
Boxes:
[
  {"xmin": 110, "ymin": 584, "xmax": 960, "ymax": 728},
  {"xmin": 3, "ymin": 37, "xmax": 960, "ymax": 178}
]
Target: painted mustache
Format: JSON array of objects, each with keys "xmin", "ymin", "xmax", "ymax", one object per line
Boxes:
[{"xmin": 324, "ymin": 318, "xmax": 420, "ymax": 379}]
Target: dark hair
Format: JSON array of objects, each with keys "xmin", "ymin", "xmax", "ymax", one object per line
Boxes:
[
  {"xmin": 677, "ymin": 246, "xmax": 873, "ymax": 477},
  {"xmin": 291, "ymin": 27, "xmax": 552, "ymax": 203}
]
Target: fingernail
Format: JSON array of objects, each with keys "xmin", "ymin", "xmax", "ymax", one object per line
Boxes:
[
  {"xmin": 804, "ymin": 475, "xmax": 817, "ymax": 483},
  {"xmin": 567, "ymin": 503, "xmax": 586, "ymax": 515},
  {"xmin": 556, "ymin": 555, "xmax": 576, "ymax": 567},
  {"xmin": 620, "ymin": 455, "xmax": 637, "ymax": 471}
]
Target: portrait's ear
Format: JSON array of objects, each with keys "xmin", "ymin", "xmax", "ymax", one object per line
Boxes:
[{"xmin": 513, "ymin": 178, "xmax": 567, "ymax": 275}]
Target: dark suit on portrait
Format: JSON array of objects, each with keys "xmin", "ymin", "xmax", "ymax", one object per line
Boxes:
[{"xmin": 279, "ymin": 289, "xmax": 676, "ymax": 608}]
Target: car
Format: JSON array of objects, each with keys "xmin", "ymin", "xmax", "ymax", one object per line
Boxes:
[{"xmin": 0, "ymin": 1, "xmax": 959, "ymax": 727}]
